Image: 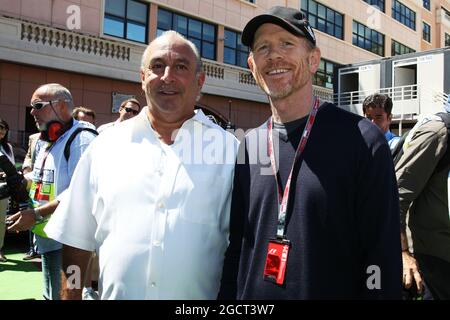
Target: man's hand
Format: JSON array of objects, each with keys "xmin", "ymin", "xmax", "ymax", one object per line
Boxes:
[
  {"xmin": 7, "ymin": 209, "xmax": 36, "ymax": 232},
  {"xmin": 402, "ymin": 251, "xmax": 423, "ymax": 293}
]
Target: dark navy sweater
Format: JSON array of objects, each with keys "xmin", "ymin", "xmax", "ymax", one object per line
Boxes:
[{"xmin": 218, "ymin": 102, "xmax": 402, "ymax": 299}]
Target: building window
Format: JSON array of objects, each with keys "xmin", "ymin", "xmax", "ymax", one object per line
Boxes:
[
  {"xmin": 391, "ymin": 40, "xmax": 415, "ymax": 56},
  {"xmin": 423, "ymin": 0, "xmax": 431, "ymax": 11},
  {"xmin": 443, "ymin": 7, "xmax": 450, "ymax": 19},
  {"xmin": 422, "ymin": 21, "xmax": 431, "ymax": 42},
  {"xmin": 103, "ymin": 0, "xmax": 148, "ymax": 43},
  {"xmin": 352, "ymin": 20, "xmax": 384, "ymax": 56},
  {"xmin": 392, "ymin": 0, "xmax": 416, "ymax": 30},
  {"xmin": 243, "ymin": 0, "xmax": 255, "ymax": 3},
  {"xmin": 446, "ymin": 33, "xmax": 450, "ymax": 47},
  {"xmin": 157, "ymin": 9, "xmax": 216, "ymax": 60},
  {"xmin": 301, "ymin": 0, "xmax": 343, "ymax": 40},
  {"xmin": 362, "ymin": 0, "xmax": 385, "ymax": 12},
  {"xmin": 313, "ymin": 59, "xmax": 338, "ymax": 89},
  {"xmin": 224, "ymin": 29, "xmax": 249, "ymax": 68}
]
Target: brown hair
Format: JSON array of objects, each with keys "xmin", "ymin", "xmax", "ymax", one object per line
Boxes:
[
  {"xmin": 0, "ymin": 117, "xmax": 12, "ymax": 157},
  {"xmin": 72, "ymin": 106, "xmax": 96, "ymax": 121},
  {"xmin": 362, "ymin": 94, "xmax": 393, "ymax": 116},
  {"xmin": 120, "ymin": 98, "xmax": 141, "ymax": 111}
]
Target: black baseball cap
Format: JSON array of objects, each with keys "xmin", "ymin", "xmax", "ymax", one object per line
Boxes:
[{"xmin": 242, "ymin": 6, "xmax": 316, "ymax": 48}]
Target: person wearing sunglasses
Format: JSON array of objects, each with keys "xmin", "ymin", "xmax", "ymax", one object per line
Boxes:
[
  {"xmin": 0, "ymin": 118, "xmax": 15, "ymax": 263},
  {"xmin": 97, "ymin": 98, "xmax": 141, "ymax": 133},
  {"xmin": 7, "ymin": 83, "xmax": 97, "ymax": 300}
]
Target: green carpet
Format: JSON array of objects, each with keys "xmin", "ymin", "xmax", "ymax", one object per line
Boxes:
[{"xmin": 0, "ymin": 239, "xmax": 43, "ymax": 300}]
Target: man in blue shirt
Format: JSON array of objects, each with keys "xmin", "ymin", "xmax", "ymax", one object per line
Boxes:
[{"xmin": 363, "ymin": 93, "xmax": 401, "ymax": 152}]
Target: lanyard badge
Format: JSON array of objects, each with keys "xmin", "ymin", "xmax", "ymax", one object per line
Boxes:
[
  {"xmin": 29, "ymin": 144, "xmax": 54, "ymax": 202},
  {"xmin": 264, "ymin": 238, "xmax": 291, "ymax": 285},
  {"xmin": 263, "ymin": 97, "xmax": 320, "ymax": 286},
  {"xmin": 31, "ymin": 181, "xmax": 52, "ymax": 201}
]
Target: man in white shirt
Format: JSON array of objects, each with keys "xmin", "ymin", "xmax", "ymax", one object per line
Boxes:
[{"xmin": 44, "ymin": 31, "xmax": 239, "ymax": 300}]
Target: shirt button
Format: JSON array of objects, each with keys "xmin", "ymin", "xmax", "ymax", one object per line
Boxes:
[
  {"xmin": 158, "ymin": 202, "xmax": 165, "ymax": 209},
  {"xmin": 151, "ymin": 282, "xmax": 156, "ymax": 287}
]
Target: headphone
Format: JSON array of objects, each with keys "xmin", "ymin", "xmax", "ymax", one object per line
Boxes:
[
  {"xmin": 40, "ymin": 119, "xmax": 73, "ymax": 142},
  {"xmin": 39, "ymin": 100, "xmax": 74, "ymax": 142}
]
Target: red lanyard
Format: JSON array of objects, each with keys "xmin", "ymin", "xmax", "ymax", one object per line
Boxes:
[{"xmin": 267, "ymin": 97, "xmax": 320, "ymax": 238}]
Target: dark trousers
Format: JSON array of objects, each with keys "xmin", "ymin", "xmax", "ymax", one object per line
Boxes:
[{"xmin": 415, "ymin": 253, "xmax": 450, "ymax": 300}]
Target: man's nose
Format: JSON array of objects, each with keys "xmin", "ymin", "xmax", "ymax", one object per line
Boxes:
[
  {"xmin": 267, "ymin": 45, "xmax": 282, "ymax": 61},
  {"xmin": 161, "ymin": 66, "xmax": 174, "ymax": 82}
]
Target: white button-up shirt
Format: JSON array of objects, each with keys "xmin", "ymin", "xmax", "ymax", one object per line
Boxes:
[{"xmin": 45, "ymin": 107, "xmax": 239, "ymax": 300}]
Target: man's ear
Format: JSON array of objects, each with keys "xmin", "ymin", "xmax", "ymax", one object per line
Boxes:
[
  {"xmin": 247, "ymin": 53, "xmax": 256, "ymax": 76},
  {"xmin": 140, "ymin": 69, "xmax": 146, "ymax": 91},
  {"xmin": 197, "ymin": 71, "xmax": 206, "ymax": 89},
  {"xmin": 387, "ymin": 113, "xmax": 393, "ymax": 123},
  {"xmin": 308, "ymin": 47, "xmax": 321, "ymax": 74}
]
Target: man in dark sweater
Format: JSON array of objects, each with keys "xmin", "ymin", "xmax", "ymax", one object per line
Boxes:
[{"xmin": 218, "ymin": 6, "xmax": 402, "ymax": 299}]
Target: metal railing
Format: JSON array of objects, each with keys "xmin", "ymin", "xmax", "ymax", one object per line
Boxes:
[
  {"xmin": 313, "ymin": 85, "xmax": 334, "ymax": 102},
  {"xmin": 334, "ymin": 84, "xmax": 449, "ymax": 135},
  {"xmin": 334, "ymin": 84, "xmax": 420, "ymax": 106}
]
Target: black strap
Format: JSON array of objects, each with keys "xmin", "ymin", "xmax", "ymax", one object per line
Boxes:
[
  {"xmin": 64, "ymin": 127, "xmax": 98, "ymax": 161},
  {"xmin": 392, "ymin": 130, "xmax": 410, "ymax": 165}
]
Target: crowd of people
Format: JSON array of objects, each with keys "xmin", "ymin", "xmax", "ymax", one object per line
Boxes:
[{"xmin": 0, "ymin": 6, "xmax": 449, "ymax": 300}]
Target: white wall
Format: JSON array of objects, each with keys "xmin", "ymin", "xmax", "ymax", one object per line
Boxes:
[
  {"xmin": 358, "ymin": 64, "xmax": 380, "ymax": 92},
  {"xmin": 417, "ymin": 53, "xmax": 445, "ymax": 115}
]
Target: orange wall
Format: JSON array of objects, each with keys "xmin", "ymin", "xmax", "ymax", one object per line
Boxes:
[
  {"xmin": 200, "ymin": 94, "xmax": 271, "ymax": 131},
  {"xmin": 0, "ymin": 61, "xmax": 145, "ymax": 144}
]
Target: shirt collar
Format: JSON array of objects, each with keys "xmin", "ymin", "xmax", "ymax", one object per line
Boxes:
[
  {"xmin": 384, "ymin": 130, "xmax": 394, "ymax": 141},
  {"xmin": 138, "ymin": 106, "xmax": 217, "ymax": 129},
  {"xmin": 192, "ymin": 109, "xmax": 217, "ymax": 128}
]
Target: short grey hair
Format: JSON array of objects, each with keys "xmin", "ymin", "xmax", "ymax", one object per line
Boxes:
[
  {"xmin": 38, "ymin": 83, "xmax": 74, "ymax": 111},
  {"xmin": 140, "ymin": 30, "xmax": 203, "ymax": 73}
]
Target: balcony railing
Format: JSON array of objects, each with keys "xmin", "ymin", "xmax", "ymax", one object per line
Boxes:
[
  {"xmin": 239, "ymin": 72, "xmax": 257, "ymax": 86},
  {"xmin": 313, "ymin": 85, "xmax": 334, "ymax": 102},
  {"xmin": 20, "ymin": 21, "xmax": 131, "ymax": 61},
  {"xmin": 335, "ymin": 84, "xmax": 420, "ymax": 106},
  {"xmin": 335, "ymin": 84, "xmax": 448, "ymax": 120},
  {"xmin": 202, "ymin": 59, "xmax": 257, "ymax": 85},
  {"xmin": 202, "ymin": 61, "xmax": 224, "ymax": 79}
]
